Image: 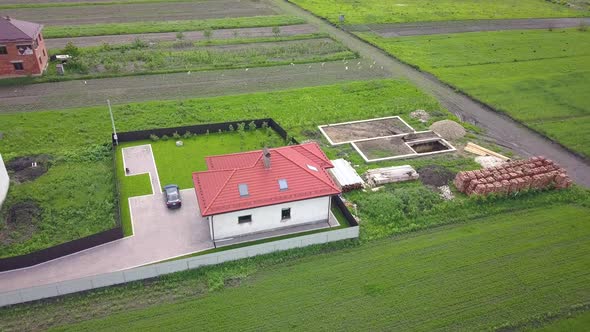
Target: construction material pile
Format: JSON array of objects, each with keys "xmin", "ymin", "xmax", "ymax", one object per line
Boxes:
[
  {"xmin": 454, "ymin": 156, "xmax": 572, "ymax": 196},
  {"xmin": 329, "ymin": 159, "xmax": 364, "ymax": 192},
  {"xmin": 429, "ymin": 120, "xmax": 466, "ymax": 140},
  {"xmin": 365, "ymin": 165, "xmax": 419, "ymax": 186}
]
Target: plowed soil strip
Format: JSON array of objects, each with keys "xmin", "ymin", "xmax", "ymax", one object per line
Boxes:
[
  {"xmin": 46, "ymin": 24, "xmax": 318, "ymax": 49},
  {"xmin": 0, "ymin": 60, "xmax": 391, "ymax": 112},
  {"xmin": 349, "ymin": 18, "xmax": 590, "ymax": 37},
  {"xmin": 3, "ymin": 0, "xmax": 277, "ymax": 25}
]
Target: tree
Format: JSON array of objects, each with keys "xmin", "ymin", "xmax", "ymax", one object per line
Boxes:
[{"xmin": 63, "ymin": 42, "xmax": 80, "ymax": 57}]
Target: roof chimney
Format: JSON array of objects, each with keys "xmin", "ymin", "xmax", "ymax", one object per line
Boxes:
[
  {"xmin": 6, "ymin": 16, "xmax": 11, "ymax": 21},
  {"xmin": 262, "ymin": 147, "xmax": 271, "ymax": 169}
]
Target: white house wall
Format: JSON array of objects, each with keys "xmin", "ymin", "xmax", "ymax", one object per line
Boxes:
[
  {"xmin": 212, "ymin": 196, "xmax": 331, "ymax": 240},
  {"xmin": 0, "ymin": 154, "xmax": 9, "ymax": 208}
]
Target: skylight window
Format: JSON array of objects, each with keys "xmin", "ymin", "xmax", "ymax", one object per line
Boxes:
[
  {"xmin": 238, "ymin": 184, "xmax": 249, "ymax": 197},
  {"xmin": 307, "ymin": 164, "xmax": 318, "ymax": 172},
  {"xmin": 278, "ymin": 179, "xmax": 288, "ymax": 191}
]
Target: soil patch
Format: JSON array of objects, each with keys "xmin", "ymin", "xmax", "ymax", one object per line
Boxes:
[
  {"xmin": 429, "ymin": 120, "xmax": 466, "ymax": 141},
  {"xmin": 321, "ymin": 117, "xmax": 414, "ymax": 144},
  {"xmin": 6, "ymin": 155, "xmax": 51, "ymax": 183},
  {"xmin": 1, "ymin": 200, "xmax": 41, "ymax": 246},
  {"xmin": 355, "ymin": 136, "xmax": 414, "ymax": 160},
  {"xmin": 417, "ymin": 165, "xmax": 456, "ymax": 187}
]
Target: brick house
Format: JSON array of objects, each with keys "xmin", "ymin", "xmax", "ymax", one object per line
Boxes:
[{"xmin": 0, "ymin": 16, "xmax": 48, "ymax": 78}]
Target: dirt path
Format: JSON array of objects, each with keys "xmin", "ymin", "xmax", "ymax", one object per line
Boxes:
[
  {"xmin": 274, "ymin": 1, "xmax": 590, "ymax": 187},
  {"xmin": 348, "ymin": 18, "xmax": 590, "ymax": 37},
  {"xmin": 0, "ymin": 60, "xmax": 390, "ymax": 112},
  {"xmin": 46, "ymin": 24, "xmax": 318, "ymax": 49}
]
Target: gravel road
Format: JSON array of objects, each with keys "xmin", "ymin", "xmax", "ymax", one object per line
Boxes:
[
  {"xmin": 348, "ymin": 18, "xmax": 590, "ymax": 37},
  {"xmin": 274, "ymin": 0, "xmax": 590, "ymax": 187},
  {"xmin": 0, "ymin": 60, "xmax": 390, "ymax": 112},
  {"xmin": 46, "ymin": 24, "xmax": 318, "ymax": 49}
]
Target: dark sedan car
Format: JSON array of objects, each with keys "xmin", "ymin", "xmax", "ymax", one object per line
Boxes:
[{"xmin": 163, "ymin": 184, "xmax": 182, "ymax": 209}]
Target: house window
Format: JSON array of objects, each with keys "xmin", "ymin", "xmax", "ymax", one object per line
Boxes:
[
  {"xmin": 43, "ymin": 49, "xmax": 46, "ymax": 57},
  {"xmin": 281, "ymin": 208, "xmax": 291, "ymax": 220},
  {"xmin": 16, "ymin": 45, "xmax": 33, "ymax": 55},
  {"xmin": 0, "ymin": 46, "xmax": 7, "ymax": 55},
  {"xmin": 238, "ymin": 215, "xmax": 252, "ymax": 224},
  {"xmin": 12, "ymin": 62, "xmax": 24, "ymax": 70},
  {"xmin": 39, "ymin": 34, "xmax": 42, "ymax": 41}
]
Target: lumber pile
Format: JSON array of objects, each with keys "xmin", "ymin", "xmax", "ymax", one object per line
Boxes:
[
  {"xmin": 365, "ymin": 165, "xmax": 419, "ymax": 186},
  {"xmin": 329, "ymin": 159, "xmax": 364, "ymax": 192},
  {"xmin": 464, "ymin": 142, "xmax": 510, "ymax": 161},
  {"xmin": 454, "ymin": 156, "xmax": 572, "ymax": 196}
]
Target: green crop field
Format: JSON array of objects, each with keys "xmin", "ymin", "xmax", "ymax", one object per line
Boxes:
[
  {"xmin": 529, "ymin": 310, "xmax": 590, "ymax": 331},
  {"xmin": 2, "ymin": 202, "xmax": 588, "ymax": 331},
  {"xmin": 358, "ymin": 28, "xmax": 590, "ymax": 157},
  {"xmin": 290, "ymin": 0, "xmax": 587, "ymax": 25},
  {"xmin": 42, "ymin": 15, "xmax": 306, "ymax": 38},
  {"xmin": 36, "ymin": 35, "xmax": 354, "ymax": 83}
]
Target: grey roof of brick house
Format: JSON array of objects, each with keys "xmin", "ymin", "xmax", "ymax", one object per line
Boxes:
[{"xmin": 0, "ymin": 16, "xmax": 43, "ymax": 43}]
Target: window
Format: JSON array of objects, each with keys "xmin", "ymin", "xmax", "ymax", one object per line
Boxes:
[
  {"xmin": 0, "ymin": 46, "xmax": 7, "ymax": 55},
  {"xmin": 238, "ymin": 184, "xmax": 249, "ymax": 197},
  {"xmin": 43, "ymin": 49, "xmax": 46, "ymax": 57},
  {"xmin": 281, "ymin": 208, "xmax": 291, "ymax": 220},
  {"xmin": 306, "ymin": 164, "xmax": 318, "ymax": 172},
  {"xmin": 39, "ymin": 34, "xmax": 42, "ymax": 41},
  {"xmin": 278, "ymin": 179, "xmax": 288, "ymax": 191},
  {"xmin": 238, "ymin": 215, "xmax": 252, "ymax": 224},
  {"xmin": 16, "ymin": 45, "xmax": 33, "ymax": 55},
  {"xmin": 12, "ymin": 62, "xmax": 24, "ymax": 70}
]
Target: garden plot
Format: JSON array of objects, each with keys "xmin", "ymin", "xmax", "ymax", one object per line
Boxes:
[
  {"xmin": 319, "ymin": 116, "xmax": 455, "ymax": 162},
  {"xmin": 4, "ymin": 0, "xmax": 278, "ymax": 25}
]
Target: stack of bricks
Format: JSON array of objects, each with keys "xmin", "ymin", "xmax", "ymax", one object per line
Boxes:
[{"xmin": 454, "ymin": 156, "xmax": 572, "ymax": 196}]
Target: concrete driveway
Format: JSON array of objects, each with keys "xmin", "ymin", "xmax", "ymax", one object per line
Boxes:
[{"xmin": 0, "ymin": 144, "xmax": 214, "ymax": 292}]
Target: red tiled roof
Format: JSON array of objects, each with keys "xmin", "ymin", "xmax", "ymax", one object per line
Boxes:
[
  {"xmin": 0, "ymin": 17, "xmax": 43, "ymax": 43},
  {"xmin": 193, "ymin": 142, "xmax": 340, "ymax": 216}
]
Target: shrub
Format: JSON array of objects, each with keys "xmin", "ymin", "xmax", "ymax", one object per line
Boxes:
[
  {"xmin": 203, "ymin": 29, "xmax": 213, "ymax": 41},
  {"xmin": 172, "ymin": 131, "xmax": 181, "ymax": 139},
  {"xmin": 150, "ymin": 134, "xmax": 159, "ymax": 141},
  {"xmin": 183, "ymin": 131, "xmax": 192, "ymax": 138},
  {"xmin": 248, "ymin": 121, "xmax": 257, "ymax": 130},
  {"xmin": 272, "ymin": 26, "xmax": 281, "ymax": 37},
  {"xmin": 131, "ymin": 37, "xmax": 147, "ymax": 49},
  {"xmin": 62, "ymin": 42, "xmax": 80, "ymax": 57},
  {"xmin": 161, "ymin": 134, "xmax": 170, "ymax": 141},
  {"xmin": 176, "ymin": 31, "xmax": 185, "ymax": 40},
  {"xmin": 228, "ymin": 124, "xmax": 235, "ymax": 132}
]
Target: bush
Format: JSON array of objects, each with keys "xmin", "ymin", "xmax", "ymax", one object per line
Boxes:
[
  {"xmin": 150, "ymin": 134, "xmax": 159, "ymax": 141},
  {"xmin": 183, "ymin": 131, "xmax": 192, "ymax": 138},
  {"xmin": 172, "ymin": 131, "xmax": 181, "ymax": 139},
  {"xmin": 62, "ymin": 42, "xmax": 80, "ymax": 57},
  {"xmin": 161, "ymin": 134, "xmax": 170, "ymax": 141},
  {"xmin": 248, "ymin": 121, "xmax": 257, "ymax": 130}
]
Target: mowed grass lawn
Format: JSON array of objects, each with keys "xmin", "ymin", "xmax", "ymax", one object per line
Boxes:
[
  {"xmin": 31, "ymin": 204, "xmax": 590, "ymax": 331},
  {"xmin": 358, "ymin": 29, "xmax": 590, "ymax": 157},
  {"xmin": 291, "ymin": 0, "xmax": 587, "ymax": 25}
]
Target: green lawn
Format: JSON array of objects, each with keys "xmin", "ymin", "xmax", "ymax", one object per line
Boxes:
[
  {"xmin": 37, "ymin": 35, "xmax": 354, "ymax": 83},
  {"xmin": 43, "ymin": 15, "xmax": 306, "ymax": 38},
  {"xmin": 358, "ymin": 28, "xmax": 590, "ymax": 157},
  {"xmin": 290, "ymin": 0, "xmax": 587, "ymax": 25},
  {"xmin": 2, "ymin": 202, "xmax": 588, "ymax": 331}
]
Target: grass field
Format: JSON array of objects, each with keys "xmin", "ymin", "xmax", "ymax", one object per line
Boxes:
[
  {"xmin": 290, "ymin": 0, "xmax": 587, "ymax": 25},
  {"xmin": 1, "ymin": 201, "xmax": 588, "ymax": 331},
  {"xmin": 37, "ymin": 36, "xmax": 354, "ymax": 83},
  {"xmin": 358, "ymin": 28, "xmax": 590, "ymax": 157},
  {"xmin": 42, "ymin": 15, "xmax": 305, "ymax": 38}
]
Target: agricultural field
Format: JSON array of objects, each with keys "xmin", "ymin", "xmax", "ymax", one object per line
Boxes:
[
  {"xmin": 0, "ymin": 79, "xmax": 449, "ymax": 256},
  {"xmin": 290, "ymin": 0, "xmax": 588, "ymax": 25},
  {"xmin": 1, "ymin": 199, "xmax": 589, "ymax": 331},
  {"xmin": 2, "ymin": 0, "xmax": 279, "ymax": 25},
  {"xmin": 357, "ymin": 28, "xmax": 590, "ymax": 158},
  {"xmin": 40, "ymin": 35, "xmax": 355, "ymax": 82}
]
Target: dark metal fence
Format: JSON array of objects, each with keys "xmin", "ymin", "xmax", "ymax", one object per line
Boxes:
[{"xmin": 331, "ymin": 196, "xmax": 359, "ymax": 227}]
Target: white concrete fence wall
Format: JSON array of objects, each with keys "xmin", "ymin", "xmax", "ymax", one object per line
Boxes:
[
  {"xmin": 0, "ymin": 154, "xmax": 9, "ymax": 208},
  {"xmin": 0, "ymin": 226, "xmax": 359, "ymax": 307}
]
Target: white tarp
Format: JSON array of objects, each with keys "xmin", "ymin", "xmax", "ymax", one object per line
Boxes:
[{"xmin": 329, "ymin": 159, "xmax": 364, "ymax": 187}]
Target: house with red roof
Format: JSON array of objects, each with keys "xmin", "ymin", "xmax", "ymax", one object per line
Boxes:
[
  {"xmin": 192, "ymin": 142, "xmax": 341, "ymax": 241},
  {"xmin": 0, "ymin": 16, "xmax": 48, "ymax": 78}
]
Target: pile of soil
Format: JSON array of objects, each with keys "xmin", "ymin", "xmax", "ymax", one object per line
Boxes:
[
  {"xmin": 6, "ymin": 155, "xmax": 51, "ymax": 183},
  {"xmin": 1, "ymin": 201, "xmax": 41, "ymax": 245},
  {"xmin": 417, "ymin": 165, "xmax": 456, "ymax": 187},
  {"xmin": 429, "ymin": 120, "xmax": 466, "ymax": 140}
]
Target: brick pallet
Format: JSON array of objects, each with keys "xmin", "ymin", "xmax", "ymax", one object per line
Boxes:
[{"xmin": 454, "ymin": 156, "xmax": 572, "ymax": 196}]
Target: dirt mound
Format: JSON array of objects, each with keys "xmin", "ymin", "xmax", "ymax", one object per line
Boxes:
[
  {"xmin": 429, "ymin": 120, "xmax": 466, "ymax": 140},
  {"xmin": 6, "ymin": 155, "xmax": 51, "ymax": 183},
  {"xmin": 410, "ymin": 109, "xmax": 430, "ymax": 123},
  {"xmin": 417, "ymin": 165, "xmax": 456, "ymax": 187},
  {"xmin": 1, "ymin": 201, "xmax": 41, "ymax": 245}
]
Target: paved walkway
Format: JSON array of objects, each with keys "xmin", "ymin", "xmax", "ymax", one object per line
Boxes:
[
  {"xmin": 122, "ymin": 145, "xmax": 161, "ymax": 194},
  {"xmin": 0, "ymin": 145, "xmax": 214, "ymax": 292},
  {"xmin": 273, "ymin": 0, "xmax": 590, "ymax": 187},
  {"xmin": 46, "ymin": 24, "xmax": 318, "ymax": 49},
  {"xmin": 347, "ymin": 18, "xmax": 590, "ymax": 37}
]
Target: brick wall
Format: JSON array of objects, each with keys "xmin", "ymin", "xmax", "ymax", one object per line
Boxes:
[
  {"xmin": 0, "ymin": 32, "xmax": 48, "ymax": 77},
  {"xmin": 454, "ymin": 156, "xmax": 572, "ymax": 196}
]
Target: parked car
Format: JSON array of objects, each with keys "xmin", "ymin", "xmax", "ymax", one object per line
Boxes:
[
  {"xmin": 163, "ymin": 184, "xmax": 181, "ymax": 209},
  {"xmin": 50, "ymin": 54, "xmax": 71, "ymax": 63}
]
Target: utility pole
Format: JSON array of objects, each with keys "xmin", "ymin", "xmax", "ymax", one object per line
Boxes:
[{"xmin": 107, "ymin": 99, "xmax": 118, "ymax": 145}]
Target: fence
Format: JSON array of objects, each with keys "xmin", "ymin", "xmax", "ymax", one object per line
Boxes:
[
  {"xmin": 0, "ymin": 224, "xmax": 358, "ymax": 307},
  {"xmin": 114, "ymin": 118, "xmax": 298, "ymax": 145},
  {"xmin": 0, "ymin": 154, "xmax": 8, "ymax": 208}
]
